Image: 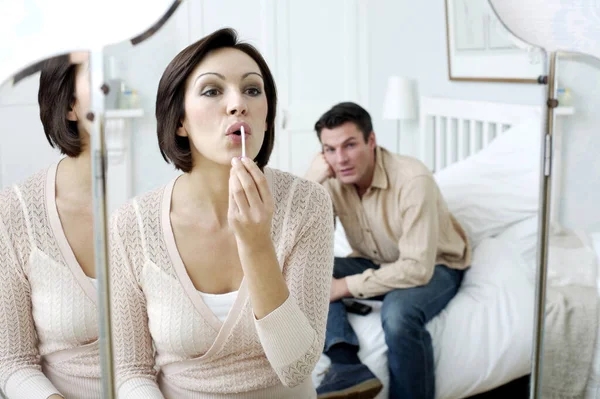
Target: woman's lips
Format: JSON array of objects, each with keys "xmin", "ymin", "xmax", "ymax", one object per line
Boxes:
[
  {"xmin": 226, "ymin": 121, "xmax": 251, "ymax": 136},
  {"xmin": 226, "ymin": 121, "xmax": 251, "ymax": 146},
  {"xmin": 227, "ymin": 134, "xmax": 246, "ymax": 145}
]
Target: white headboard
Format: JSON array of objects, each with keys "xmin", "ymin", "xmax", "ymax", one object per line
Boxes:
[
  {"xmin": 419, "ymin": 96, "xmax": 540, "ymax": 172},
  {"xmin": 418, "ymin": 95, "xmax": 577, "ymax": 225}
]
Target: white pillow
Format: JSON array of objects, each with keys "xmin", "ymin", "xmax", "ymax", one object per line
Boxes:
[
  {"xmin": 497, "ymin": 216, "xmax": 540, "ymax": 267},
  {"xmin": 434, "ymin": 115, "xmax": 543, "ymax": 249}
]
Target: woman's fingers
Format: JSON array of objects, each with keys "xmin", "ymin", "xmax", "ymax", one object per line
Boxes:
[
  {"xmin": 230, "ymin": 165, "xmax": 250, "ymax": 215},
  {"xmin": 228, "ymin": 190, "xmax": 238, "ymax": 219},
  {"xmin": 232, "ymin": 157, "xmax": 263, "ymax": 209},
  {"xmin": 240, "ymin": 157, "xmax": 273, "ymax": 208}
]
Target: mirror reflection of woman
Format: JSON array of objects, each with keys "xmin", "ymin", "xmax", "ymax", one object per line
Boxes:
[
  {"xmin": 109, "ymin": 28, "xmax": 334, "ymax": 398},
  {"xmin": 0, "ymin": 54, "xmax": 101, "ymax": 398}
]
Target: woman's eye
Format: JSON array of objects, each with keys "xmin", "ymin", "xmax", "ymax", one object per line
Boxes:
[
  {"xmin": 202, "ymin": 88, "xmax": 220, "ymax": 97},
  {"xmin": 245, "ymin": 87, "xmax": 261, "ymax": 96}
]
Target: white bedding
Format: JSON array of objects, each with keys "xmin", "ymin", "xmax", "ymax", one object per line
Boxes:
[
  {"xmin": 584, "ymin": 232, "xmax": 600, "ymax": 399},
  {"xmin": 315, "ymin": 227, "xmax": 600, "ymax": 399},
  {"xmin": 313, "ymin": 225, "xmax": 535, "ymax": 399}
]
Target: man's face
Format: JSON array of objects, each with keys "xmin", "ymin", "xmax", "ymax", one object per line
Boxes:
[{"xmin": 320, "ymin": 122, "xmax": 376, "ymax": 186}]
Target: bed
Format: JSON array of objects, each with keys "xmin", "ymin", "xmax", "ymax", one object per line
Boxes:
[{"xmin": 312, "ymin": 96, "xmax": 599, "ymax": 398}]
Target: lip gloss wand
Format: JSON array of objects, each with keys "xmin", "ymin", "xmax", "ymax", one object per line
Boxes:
[{"xmin": 241, "ymin": 125, "xmax": 246, "ymax": 158}]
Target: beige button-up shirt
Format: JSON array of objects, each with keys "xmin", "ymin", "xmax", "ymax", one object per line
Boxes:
[{"xmin": 323, "ymin": 146, "xmax": 472, "ymax": 298}]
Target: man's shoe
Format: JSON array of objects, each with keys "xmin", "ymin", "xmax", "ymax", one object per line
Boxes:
[{"xmin": 316, "ymin": 363, "xmax": 383, "ymax": 399}]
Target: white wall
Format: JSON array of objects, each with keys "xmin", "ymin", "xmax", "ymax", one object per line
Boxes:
[{"xmin": 554, "ymin": 56, "xmax": 600, "ymax": 232}]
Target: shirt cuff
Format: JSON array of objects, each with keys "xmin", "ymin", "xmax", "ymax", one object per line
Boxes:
[
  {"xmin": 345, "ymin": 273, "xmax": 367, "ymax": 298},
  {"xmin": 118, "ymin": 377, "xmax": 164, "ymax": 398},
  {"xmin": 4, "ymin": 368, "xmax": 61, "ymax": 399},
  {"xmin": 254, "ymin": 294, "xmax": 315, "ymax": 369}
]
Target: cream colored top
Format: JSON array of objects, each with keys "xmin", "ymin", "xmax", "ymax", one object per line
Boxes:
[
  {"xmin": 323, "ymin": 146, "xmax": 472, "ymax": 298},
  {"xmin": 109, "ymin": 167, "xmax": 334, "ymax": 398},
  {"xmin": 0, "ymin": 164, "xmax": 101, "ymax": 399}
]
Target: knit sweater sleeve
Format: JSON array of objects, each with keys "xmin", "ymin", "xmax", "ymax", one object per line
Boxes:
[
  {"xmin": 254, "ymin": 180, "xmax": 334, "ymax": 388},
  {"xmin": 0, "ymin": 188, "xmax": 62, "ymax": 399},
  {"xmin": 109, "ymin": 205, "xmax": 164, "ymax": 399}
]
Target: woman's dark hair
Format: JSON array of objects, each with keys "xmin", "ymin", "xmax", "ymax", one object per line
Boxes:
[
  {"xmin": 38, "ymin": 54, "xmax": 82, "ymax": 157},
  {"xmin": 314, "ymin": 102, "xmax": 373, "ymax": 142},
  {"xmin": 156, "ymin": 28, "xmax": 277, "ymax": 172}
]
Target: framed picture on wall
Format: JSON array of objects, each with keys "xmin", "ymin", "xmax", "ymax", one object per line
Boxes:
[{"xmin": 445, "ymin": 0, "xmax": 545, "ymax": 83}]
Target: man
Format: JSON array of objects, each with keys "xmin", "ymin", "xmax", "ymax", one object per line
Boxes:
[{"xmin": 305, "ymin": 102, "xmax": 471, "ymax": 399}]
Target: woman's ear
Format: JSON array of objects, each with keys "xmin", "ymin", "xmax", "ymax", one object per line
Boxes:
[
  {"xmin": 67, "ymin": 97, "xmax": 78, "ymax": 121},
  {"xmin": 176, "ymin": 120, "xmax": 188, "ymax": 137}
]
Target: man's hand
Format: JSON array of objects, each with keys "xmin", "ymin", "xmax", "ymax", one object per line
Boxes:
[
  {"xmin": 305, "ymin": 153, "xmax": 334, "ymax": 184},
  {"xmin": 330, "ymin": 278, "xmax": 351, "ymax": 302}
]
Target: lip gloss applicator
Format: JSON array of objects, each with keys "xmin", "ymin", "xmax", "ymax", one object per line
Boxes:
[{"xmin": 241, "ymin": 125, "xmax": 246, "ymax": 158}]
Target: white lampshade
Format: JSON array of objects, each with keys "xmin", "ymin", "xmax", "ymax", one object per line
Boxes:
[{"xmin": 382, "ymin": 76, "xmax": 417, "ymax": 121}]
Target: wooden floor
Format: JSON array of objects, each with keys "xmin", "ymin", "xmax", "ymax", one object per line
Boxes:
[{"xmin": 465, "ymin": 375, "xmax": 530, "ymax": 399}]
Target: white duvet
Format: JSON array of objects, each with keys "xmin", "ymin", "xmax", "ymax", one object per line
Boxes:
[{"xmin": 312, "ymin": 224, "xmax": 535, "ymax": 399}]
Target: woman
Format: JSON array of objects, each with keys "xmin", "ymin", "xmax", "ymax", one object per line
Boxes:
[
  {"xmin": 0, "ymin": 54, "xmax": 101, "ymax": 398},
  {"xmin": 109, "ymin": 28, "xmax": 334, "ymax": 398}
]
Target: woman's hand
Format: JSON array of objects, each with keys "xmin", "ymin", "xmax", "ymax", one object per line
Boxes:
[{"xmin": 228, "ymin": 157, "xmax": 274, "ymax": 247}]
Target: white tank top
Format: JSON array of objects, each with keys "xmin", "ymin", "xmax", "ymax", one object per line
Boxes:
[{"xmin": 198, "ymin": 290, "xmax": 239, "ymax": 321}]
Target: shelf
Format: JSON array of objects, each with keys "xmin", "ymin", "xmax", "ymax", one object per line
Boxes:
[
  {"xmin": 105, "ymin": 108, "xmax": 144, "ymax": 119},
  {"xmin": 555, "ymin": 106, "xmax": 574, "ymax": 116}
]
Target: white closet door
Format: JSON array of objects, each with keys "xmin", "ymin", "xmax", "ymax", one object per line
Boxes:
[{"xmin": 271, "ymin": 0, "xmax": 369, "ymax": 176}]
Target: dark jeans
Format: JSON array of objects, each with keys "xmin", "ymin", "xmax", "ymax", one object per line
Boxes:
[{"xmin": 324, "ymin": 257, "xmax": 465, "ymax": 399}]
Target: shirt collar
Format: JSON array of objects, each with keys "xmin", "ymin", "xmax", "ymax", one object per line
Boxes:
[{"xmin": 370, "ymin": 146, "xmax": 388, "ymax": 190}]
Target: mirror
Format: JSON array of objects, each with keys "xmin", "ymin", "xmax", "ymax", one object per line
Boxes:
[
  {"xmin": 541, "ymin": 54, "xmax": 600, "ymax": 394},
  {"xmin": 0, "ymin": 52, "xmax": 106, "ymax": 399},
  {"xmin": 0, "ymin": 0, "xmax": 183, "ymax": 85},
  {"xmin": 488, "ymin": 1, "xmax": 600, "ymax": 398},
  {"xmin": 0, "ymin": 1, "xmax": 193, "ymax": 398},
  {"xmin": 96, "ymin": 1, "xmax": 558, "ymax": 399}
]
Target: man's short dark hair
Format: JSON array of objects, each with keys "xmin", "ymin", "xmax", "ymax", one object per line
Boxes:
[
  {"xmin": 38, "ymin": 54, "xmax": 82, "ymax": 157},
  {"xmin": 156, "ymin": 27, "xmax": 278, "ymax": 172},
  {"xmin": 314, "ymin": 102, "xmax": 373, "ymax": 142}
]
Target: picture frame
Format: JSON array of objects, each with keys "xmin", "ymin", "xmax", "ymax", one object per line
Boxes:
[{"xmin": 444, "ymin": 0, "xmax": 544, "ymax": 83}]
